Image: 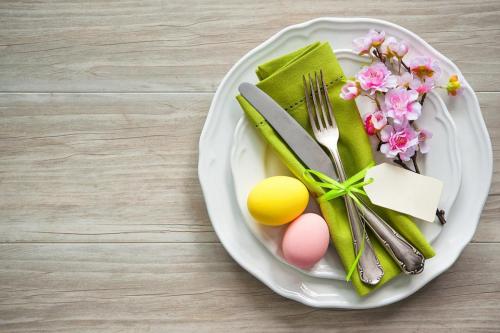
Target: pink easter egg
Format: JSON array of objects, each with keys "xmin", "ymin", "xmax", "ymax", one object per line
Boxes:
[{"xmin": 282, "ymin": 213, "xmax": 330, "ymax": 269}]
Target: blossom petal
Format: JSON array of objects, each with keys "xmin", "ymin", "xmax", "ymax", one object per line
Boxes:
[{"xmin": 379, "ymin": 125, "xmax": 393, "ymax": 142}]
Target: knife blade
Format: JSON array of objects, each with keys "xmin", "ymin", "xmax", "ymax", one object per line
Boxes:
[{"xmin": 238, "ymin": 82, "xmax": 336, "ymax": 178}]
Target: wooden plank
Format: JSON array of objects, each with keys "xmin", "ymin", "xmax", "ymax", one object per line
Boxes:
[
  {"xmin": 0, "ymin": 92, "xmax": 498, "ymax": 243},
  {"xmin": 0, "ymin": 93, "xmax": 215, "ymax": 243},
  {"xmin": 474, "ymin": 194, "xmax": 500, "ymax": 243},
  {"xmin": 0, "ymin": 0, "xmax": 499, "ymax": 92},
  {"xmin": 478, "ymin": 92, "xmax": 500, "ymax": 194},
  {"xmin": 0, "ymin": 242, "xmax": 499, "ymax": 332}
]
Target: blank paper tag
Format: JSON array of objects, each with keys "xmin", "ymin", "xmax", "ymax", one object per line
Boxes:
[{"xmin": 364, "ymin": 163, "xmax": 443, "ymax": 222}]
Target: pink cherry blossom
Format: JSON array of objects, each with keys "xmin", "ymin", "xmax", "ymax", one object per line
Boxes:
[
  {"xmin": 340, "ymin": 81, "xmax": 360, "ymax": 100},
  {"xmin": 381, "ymin": 36, "xmax": 409, "ymax": 58},
  {"xmin": 409, "ymin": 56, "xmax": 441, "ymax": 80},
  {"xmin": 393, "ymin": 41, "xmax": 409, "ymax": 58},
  {"xmin": 364, "ymin": 111, "xmax": 387, "ymax": 136},
  {"xmin": 397, "ymin": 72, "xmax": 413, "ymax": 88},
  {"xmin": 397, "ymin": 73, "xmax": 413, "ymax": 88},
  {"xmin": 353, "ymin": 36, "xmax": 372, "ymax": 55},
  {"xmin": 356, "ymin": 62, "xmax": 397, "ymax": 95},
  {"xmin": 380, "ymin": 37, "xmax": 394, "ymax": 55},
  {"xmin": 367, "ymin": 29, "xmax": 385, "ymax": 47},
  {"xmin": 353, "ymin": 29, "xmax": 385, "ymax": 54},
  {"xmin": 380, "ymin": 125, "xmax": 419, "ymax": 161},
  {"xmin": 410, "ymin": 77, "xmax": 435, "ymax": 94},
  {"xmin": 418, "ymin": 128, "xmax": 433, "ymax": 154},
  {"xmin": 384, "ymin": 88, "xmax": 422, "ymax": 124}
]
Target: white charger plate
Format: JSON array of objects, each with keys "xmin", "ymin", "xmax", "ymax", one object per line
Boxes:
[
  {"xmin": 198, "ymin": 17, "xmax": 492, "ymax": 308},
  {"xmin": 230, "ymin": 63, "xmax": 462, "ymax": 280}
]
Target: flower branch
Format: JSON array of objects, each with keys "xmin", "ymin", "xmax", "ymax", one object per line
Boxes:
[{"xmin": 341, "ymin": 29, "xmax": 462, "ymax": 225}]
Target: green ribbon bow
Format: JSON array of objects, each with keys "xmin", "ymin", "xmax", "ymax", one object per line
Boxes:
[
  {"xmin": 303, "ymin": 162, "xmax": 374, "ymax": 281},
  {"xmin": 304, "ymin": 162, "xmax": 374, "ymax": 207}
]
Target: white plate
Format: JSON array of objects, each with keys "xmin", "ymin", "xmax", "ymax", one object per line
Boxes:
[
  {"xmin": 230, "ymin": 60, "xmax": 462, "ymax": 279},
  {"xmin": 198, "ymin": 18, "xmax": 492, "ymax": 308}
]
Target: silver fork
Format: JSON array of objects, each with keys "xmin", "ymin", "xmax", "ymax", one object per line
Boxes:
[
  {"xmin": 304, "ymin": 70, "xmax": 425, "ymax": 277},
  {"xmin": 304, "ymin": 71, "xmax": 383, "ymax": 285}
]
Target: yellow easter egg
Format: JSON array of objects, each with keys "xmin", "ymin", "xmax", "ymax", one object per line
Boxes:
[{"xmin": 247, "ymin": 176, "xmax": 309, "ymax": 226}]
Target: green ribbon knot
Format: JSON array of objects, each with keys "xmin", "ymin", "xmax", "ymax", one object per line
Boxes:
[
  {"xmin": 304, "ymin": 162, "xmax": 375, "ymax": 208},
  {"xmin": 303, "ymin": 162, "xmax": 375, "ymax": 282}
]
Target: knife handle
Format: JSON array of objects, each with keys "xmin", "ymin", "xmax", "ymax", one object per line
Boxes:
[{"xmin": 356, "ymin": 201, "xmax": 425, "ymax": 274}]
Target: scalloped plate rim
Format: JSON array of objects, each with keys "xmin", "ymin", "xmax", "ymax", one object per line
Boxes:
[{"xmin": 198, "ymin": 17, "xmax": 492, "ymax": 309}]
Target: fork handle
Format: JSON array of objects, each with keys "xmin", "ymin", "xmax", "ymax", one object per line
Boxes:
[{"xmin": 329, "ymin": 148, "xmax": 384, "ymax": 285}]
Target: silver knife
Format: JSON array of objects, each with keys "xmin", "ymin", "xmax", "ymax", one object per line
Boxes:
[{"xmin": 239, "ymin": 82, "xmax": 425, "ymax": 276}]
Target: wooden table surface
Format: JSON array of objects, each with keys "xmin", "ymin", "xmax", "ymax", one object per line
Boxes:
[{"xmin": 1, "ymin": 1, "xmax": 499, "ymax": 332}]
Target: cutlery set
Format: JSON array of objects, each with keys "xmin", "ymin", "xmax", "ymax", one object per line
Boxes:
[{"xmin": 239, "ymin": 71, "xmax": 425, "ymax": 285}]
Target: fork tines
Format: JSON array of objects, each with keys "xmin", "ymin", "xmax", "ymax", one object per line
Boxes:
[{"xmin": 303, "ymin": 70, "xmax": 336, "ymax": 131}]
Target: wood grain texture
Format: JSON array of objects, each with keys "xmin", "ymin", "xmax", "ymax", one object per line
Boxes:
[
  {"xmin": 0, "ymin": 243, "xmax": 499, "ymax": 332},
  {"xmin": 0, "ymin": 93, "xmax": 215, "ymax": 243},
  {"xmin": 0, "ymin": 0, "xmax": 500, "ymax": 92},
  {"xmin": 0, "ymin": 0, "xmax": 499, "ymax": 332},
  {"xmin": 0, "ymin": 92, "xmax": 498, "ymax": 243}
]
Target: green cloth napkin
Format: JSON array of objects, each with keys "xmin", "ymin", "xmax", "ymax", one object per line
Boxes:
[{"xmin": 236, "ymin": 42, "xmax": 435, "ymax": 296}]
